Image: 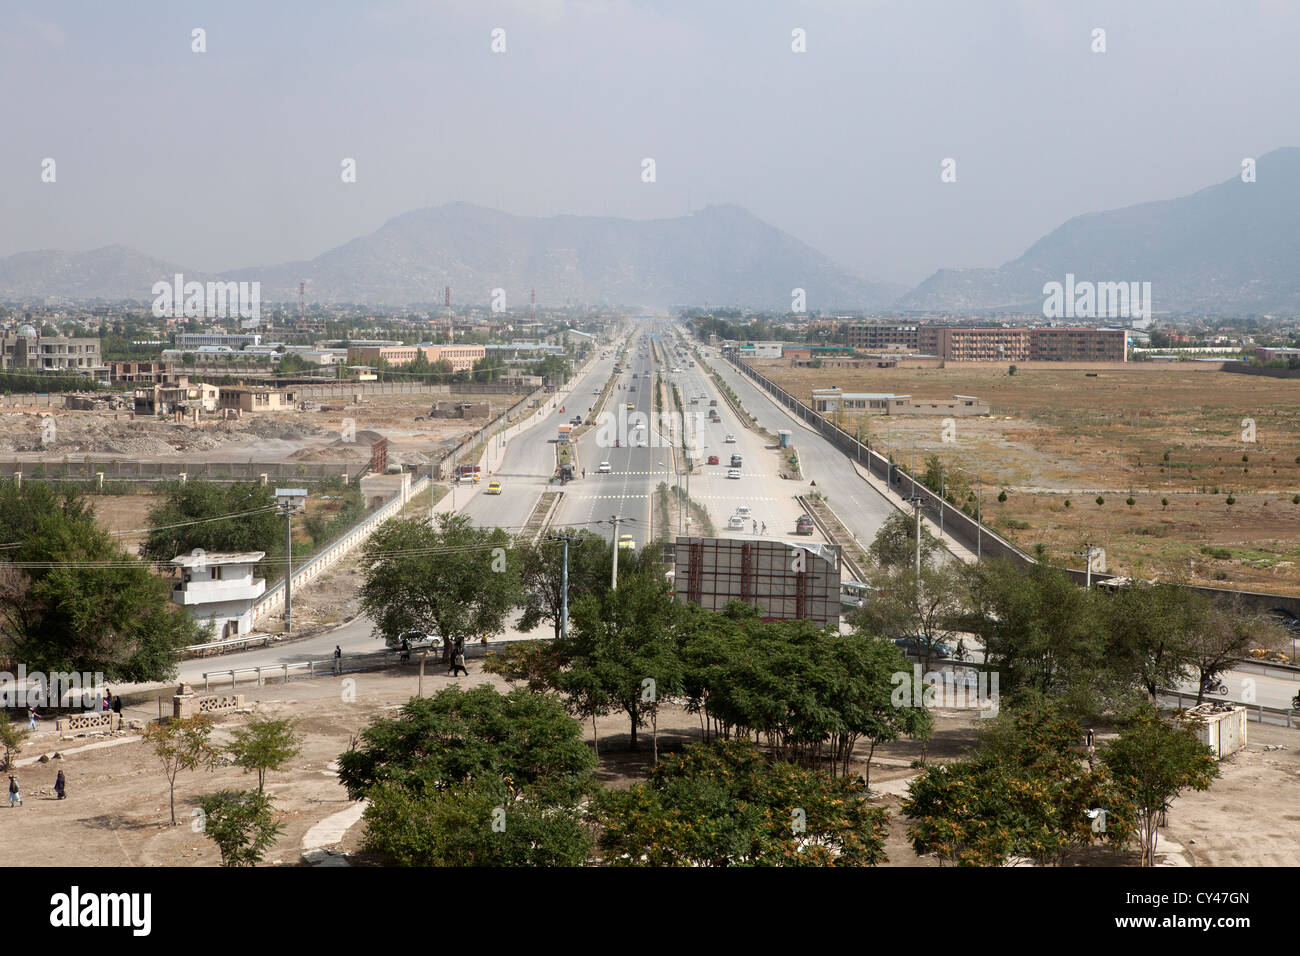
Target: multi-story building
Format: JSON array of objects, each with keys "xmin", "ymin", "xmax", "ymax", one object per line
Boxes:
[
  {"xmin": 170, "ymin": 551, "xmax": 267, "ymax": 640},
  {"xmin": 175, "ymin": 332, "xmax": 263, "ymax": 349},
  {"xmin": 346, "ymin": 343, "xmax": 486, "ymax": 371},
  {"xmin": 842, "ymin": 324, "xmax": 920, "ymax": 350},
  {"xmin": 109, "ymin": 361, "xmax": 181, "ymax": 386},
  {"xmin": 0, "ymin": 327, "xmax": 102, "ymax": 374},
  {"xmin": 1028, "ymin": 327, "xmax": 1128, "ymax": 362}
]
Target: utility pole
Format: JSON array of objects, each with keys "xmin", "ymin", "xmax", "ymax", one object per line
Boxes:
[
  {"xmin": 903, "ymin": 493, "xmax": 924, "ymax": 578},
  {"xmin": 1079, "ymin": 543, "xmax": 1103, "ymax": 588},
  {"xmin": 274, "ymin": 489, "xmax": 306, "ymax": 634},
  {"xmin": 608, "ymin": 515, "xmax": 635, "ymax": 590}
]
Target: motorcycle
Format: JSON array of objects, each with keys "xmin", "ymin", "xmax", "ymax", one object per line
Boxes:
[{"xmin": 1202, "ymin": 678, "xmax": 1229, "ymax": 697}]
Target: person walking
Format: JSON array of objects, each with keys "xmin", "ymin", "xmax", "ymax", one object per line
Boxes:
[
  {"xmin": 752, "ymin": 519, "xmax": 758, "ymax": 534},
  {"xmin": 28, "ymin": 706, "xmax": 38, "ymax": 731},
  {"xmin": 761, "ymin": 522, "xmax": 766, "ymax": 534},
  {"xmin": 333, "ymin": 645, "xmax": 342, "ymax": 675},
  {"xmin": 8, "ymin": 775, "xmax": 20, "ymax": 808},
  {"xmin": 400, "ymin": 639, "xmax": 411, "ymax": 662},
  {"xmin": 448, "ymin": 646, "xmax": 468, "ymax": 678},
  {"xmin": 54, "ymin": 769, "xmax": 66, "ymax": 800},
  {"xmin": 112, "ymin": 696, "xmax": 122, "ymax": 715}
]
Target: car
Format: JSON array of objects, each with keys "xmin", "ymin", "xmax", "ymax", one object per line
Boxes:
[
  {"xmin": 727, "ymin": 468, "xmax": 741, "ymax": 479},
  {"xmin": 707, "ymin": 455, "xmax": 719, "ymax": 465},
  {"xmin": 593, "ymin": 388, "xmax": 601, "ymax": 394},
  {"xmin": 387, "ymin": 630, "xmax": 444, "ymax": 651},
  {"xmin": 690, "ymin": 397, "xmax": 699, "ymax": 404},
  {"xmin": 893, "ymin": 637, "xmax": 953, "ymax": 659},
  {"xmin": 724, "ymin": 434, "xmax": 736, "ymax": 443},
  {"xmin": 734, "ymin": 505, "xmax": 752, "ymax": 519},
  {"xmin": 570, "ymin": 416, "xmax": 582, "ymax": 425},
  {"xmin": 795, "ymin": 514, "xmax": 815, "ymax": 535},
  {"xmin": 597, "ymin": 462, "xmax": 612, "ymax": 474},
  {"xmin": 629, "ymin": 386, "xmax": 636, "ymax": 392},
  {"xmin": 730, "ymin": 455, "xmax": 742, "ymax": 468},
  {"xmin": 709, "ymin": 399, "xmax": 718, "ymax": 407},
  {"xmin": 618, "ymin": 534, "xmax": 635, "ymax": 550},
  {"xmin": 727, "ymin": 515, "xmax": 745, "ymax": 531},
  {"xmin": 625, "ymin": 403, "xmax": 635, "ymax": 411},
  {"xmin": 485, "ymin": 481, "xmax": 502, "ymax": 495}
]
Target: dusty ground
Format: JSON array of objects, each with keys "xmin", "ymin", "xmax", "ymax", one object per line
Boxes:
[
  {"xmin": 3, "ymin": 665, "xmax": 1292, "ymax": 867},
  {"xmin": 756, "ymin": 360, "xmax": 1300, "ymax": 593},
  {"xmin": 1, "ymin": 389, "xmax": 521, "ymax": 471}
]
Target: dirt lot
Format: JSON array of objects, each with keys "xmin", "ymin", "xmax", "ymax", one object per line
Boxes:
[
  {"xmin": 1, "ymin": 389, "xmax": 520, "ymax": 471},
  {"xmin": 3, "ymin": 665, "xmax": 1293, "ymax": 867},
  {"xmin": 756, "ymin": 360, "xmax": 1300, "ymax": 592}
]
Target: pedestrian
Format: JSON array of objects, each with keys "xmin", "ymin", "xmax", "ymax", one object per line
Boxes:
[
  {"xmin": 54, "ymin": 769, "xmax": 66, "ymax": 800},
  {"xmin": 752, "ymin": 520, "xmax": 758, "ymax": 534},
  {"xmin": 582, "ymin": 468, "xmax": 586, "ymax": 479},
  {"xmin": 1086, "ymin": 728, "xmax": 1095, "ymax": 749},
  {"xmin": 112, "ymin": 695, "xmax": 122, "ymax": 715},
  {"xmin": 400, "ymin": 639, "xmax": 410, "ymax": 662},
  {"xmin": 28, "ymin": 706, "xmax": 38, "ymax": 731},
  {"xmin": 333, "ymin": 645, "xmax": 342, "ymax": 675},
  {"xmin": 8, "ymin": 774, "xmax": 20, "ymax": 807},
  {"xmin": 448, "ymin": 647, "xmax": 468, "ymax": 678},
  {"xmin": 761, "ymin": 522, "xmax": 766, "ymax": 534}
]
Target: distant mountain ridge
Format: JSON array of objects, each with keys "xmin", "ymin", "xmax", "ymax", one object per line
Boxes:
[
  {"xmin": 0, "ymin": 203, "xmax": 902, "ymax": 311},
  {"xmin": 896, "ymin": 147, "xmax": 1300, "ymax": 314}
]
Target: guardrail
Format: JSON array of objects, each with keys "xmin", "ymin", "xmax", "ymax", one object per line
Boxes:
[
  {"xmin": 1158, "ymin": 688, "xmax": 1298, "ymax": 729},
  {"xmin": 184, "ymin": 634, "xmax": 273, "ymax": 658}
]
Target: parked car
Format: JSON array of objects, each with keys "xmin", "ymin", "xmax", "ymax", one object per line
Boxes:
[
  {"xmin": 707, "ymin": 455, "xmax": 720, "ymax": 465},
  {"xmin": 386, "ymin": 631, "xmax": 443, "ymax": 651},
  {"xmin": 727, "ymin": 468, "xmax": 741, "ymax": 479},
  {"xmin": 598, "ymin": 462, "xmax": 612, "ymax": 473},
  {"xmin": 894, "ymin": 637, "xmax": 953, "ymax": 659},
  {"xmin": 485, "ymin": 481, "xmax": 502, "ymax": 495}
]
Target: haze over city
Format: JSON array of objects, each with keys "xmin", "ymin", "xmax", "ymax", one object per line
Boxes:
[{"xmin": 3, "ymin": 0, "xmax": 1298, "ymax": 287}]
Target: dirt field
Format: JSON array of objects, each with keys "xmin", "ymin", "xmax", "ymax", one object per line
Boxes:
[
  {"xmin": 3, "ymin": 664, "xmax": 1293, "ymax": 867},
  {"xmin": 755, "ymin": 360, "xmax": 1300, "ymax": 592}
]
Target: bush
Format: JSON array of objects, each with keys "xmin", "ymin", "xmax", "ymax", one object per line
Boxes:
[
  {"xmin": 1161, "ymin": 498, "xmax": 1169, "ymax": 509},
  {"xmin": 997, "ymin": 490, "xmax": 1008, "ymax": 503},
  {"xmin": 1095, "ymin": 496, "xmax": 1105, "ymax": 506},
  {"xmin": 1126, "ymin": 497, "xmax": 1135, "ymax": 507},
  {"xmin": 1063, "ymin": 499, "xmax": 1071, "ymax": 509},
  {"xmin": 1226, "ymin": 495, "xmax": 1236, "ymax": 505}
]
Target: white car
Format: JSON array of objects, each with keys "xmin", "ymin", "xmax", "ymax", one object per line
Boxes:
[
  {"xmin": 598, "ymin": 462, "xmax": 612, "ymax": 474},
  {"xmin": 727, "ymin": 468, "xmax": 741, "ymax": 479},
  {"xmin": 724, "ymin": 434, "xmax": 736, "ymax": 443},
  {"xmin": 734, "ymin": 505, "xmax": 752, "ymax": 519},
  {"xmin": 727, "ymin": 515, "xmax": 745, "ymax": 531}
]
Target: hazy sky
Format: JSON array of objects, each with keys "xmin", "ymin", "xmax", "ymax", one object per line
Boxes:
[{"xmin": 2, "ymin": 0, "xmax": 1296, "ymax": 287}]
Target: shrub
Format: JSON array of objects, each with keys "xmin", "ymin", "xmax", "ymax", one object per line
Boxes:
[{"xmin": 1095, "ymin": 496, "xmax": 1105, "ymax": 506}]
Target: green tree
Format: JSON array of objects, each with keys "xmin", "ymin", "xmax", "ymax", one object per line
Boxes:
[
  {"xmin": 594, "ymin": 739, "xmax": 889, "ymax": 866},
  {"xmin": 515, "ymin": 530, "xmax": 612, "ymax": 640},
  {"xmin": 361, "ymin": 779, "xmax": 591, "ymax": 866},
  {"xmin": 867, "ymin": 511, "xmax": 940, "ymax": 571},
  {"xmin": 144, "ymin": 714, "xmax": 220, "ymax": 825},
  {"xmin": 337, "ymin": 684, "xmax": 596, "ymax": 806},
  {"xmin": 0, "ymin": 710, "xmax": 31, "ymax": 771},
  {"xmin": 226, "ymin": 718, "xmax": 304, "ymax": 793},
  {"xmin": 359, "ymin": 513, "xmax": 520, "ymax": 663},
  {"xmin": 196, "ymin": 789, "xmax": 285, "ymax": 866},
  {"xmin": 141, "ymin": 480, "xmax": 281, "ymax": 566},
  {"xmin": 858, "ymin": 562, "xmax": 966, "ymax": 673},
  {"xmin": 1101, "ymin": 705, "xmax": 1219, "ymax": 865},
  {"xmin": 557, "ymin": 559, "xmax": 683, "ymax": 754},
  {"xmin": 0, "ymin": 483, "xmax": 200, "ymax": 680}
]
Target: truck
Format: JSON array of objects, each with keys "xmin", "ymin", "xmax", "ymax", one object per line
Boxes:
[{"xmin": 558, "ymin": 424, "xmax": 573, "ymax": 443}]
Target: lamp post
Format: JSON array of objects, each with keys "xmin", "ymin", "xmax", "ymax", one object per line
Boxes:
[
  {"xmin": 274, "ymin": 488, "xmax": 307, "ymax": 634},
  {"xmin": 607, "ymin": 515, "xmax": 636, "ymax": 590}
]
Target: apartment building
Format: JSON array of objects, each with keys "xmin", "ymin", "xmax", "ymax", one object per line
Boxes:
[
  {"xmin": 347, "ymin": 343, "xmax": 487, "ymax": 371},
  {"xmin": 1028, "ymin": 327, "xmax": 1128, "ymax": 362},
  {"xmin": 0, "ymin": 327, "xmax": 102, "ymax": 373},
  {"xmin": 842, "ymin": 324, "xmax": 920, "ymax": 350},
  {"xmin": 175, "ymin": 332, "xmax": 263, "ymax": 349}
]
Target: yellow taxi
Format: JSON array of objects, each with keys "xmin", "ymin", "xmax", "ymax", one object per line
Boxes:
[
  {"xmin": 618, "ymin": 533, "xmax": 635, "ymax": 550},
  {"xmin": 485, "ymin": 481, "xmax": 502, "ymax": 495}
]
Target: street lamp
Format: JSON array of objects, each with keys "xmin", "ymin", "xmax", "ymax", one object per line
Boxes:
[
  {"xmin": 604, "ymin": 515, "xmax": 636, "ymax": 590},
  {"xmin": 274, "ymin": 488, "xmax": 307, "ymax": 633}
]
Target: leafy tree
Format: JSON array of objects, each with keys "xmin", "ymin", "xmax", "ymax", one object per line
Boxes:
[
  {"xmin": 226, "ymin": 718, "xmax": 304, "ymax": 793},
  {"xmin": 196, "ymin": 789, "xmax": 285, "ymax": 866},
  {"xmin": 0, "ymin": 710, "xmax": 31, "ymax": 771},
  {"xmin": 0, "ymin": 483, "xmax": 200, "ymax": 680},
  {"xmin": 558, "ymin": 560, "xmax": 684, "ymax": 754},
  {"xmin": 904, "ymin": 697, "xmax": 1133, "ymax": 866},
  {"xmin": 141, "ymin": 480, "xmax": 281, "ymax": 566},
  {"xmin": 337, "ymin": 684, "xmax": 596, "ymax": 806},
  {"xmin": 1102, "ymin": 581, "xmax": 1200, "ymax": 702},
  {"xmin": 361, "ymin": 779, "xmax": 591, "ymax": 866},
  {"xmin": 858, "ymin": 562, "xmax": 965, "ymax": 673},
  {"xmin": 1185, "ymin": 600, "xmax": 1269, "ymax": 703},
  {"xmin": 359, "ymin": 513, "xmax": 520, "ymax": 663},
  {"xmin": 1101, "ymin": 705, "xmax": 1219, "ymax": 865},
  {"xmin": 144, "ymin": 714, "xmax": 220, "ymax": 825},
  {"xmin": 479, "ymin": 639, "xmax": 563, "ymax": 692},
  {"xmin": 867, "ymin": 511, "xmax": 941, "ymax": 571},
  {"xmin": 515, "ymin": 530, "xmax": 612, "ymax": 640},
  {"xmin": 594, "ymin": 739, "xmax": 889, "ymax": 866}
]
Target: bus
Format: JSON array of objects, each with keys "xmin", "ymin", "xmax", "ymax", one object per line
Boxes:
[{"xmin": 840, "ymin": 580, "xmax": 877, "ymax": 610}]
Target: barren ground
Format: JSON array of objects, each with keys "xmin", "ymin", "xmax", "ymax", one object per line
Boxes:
[
  {"xmin": 755, "ymin": 360, "xmax": 1300, "ymax": 593},
  {"xmin": 3, "ymin": 665, "xmax": 1294, "ymax": 867}
]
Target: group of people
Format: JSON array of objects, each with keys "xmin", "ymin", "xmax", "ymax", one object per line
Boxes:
[
  {"xmin": 8, "ymin": 769, "xmax": 66, "ymax": 807},
  {"xmin": 26, "ymin": 690, "xmax": 121, "ymax": 732}
]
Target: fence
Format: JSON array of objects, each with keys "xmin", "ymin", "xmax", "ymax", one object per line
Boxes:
[
  {"xmin": 0, "ymin": 458, "xmax": 368, "ymax": 484},
  {"xmin": 251, "ymin": 474, "xmax": 429, "ymax": 625},
  {"xmin": 722, "ymin": 351, "xmax": 1300, "ymax": 618}
]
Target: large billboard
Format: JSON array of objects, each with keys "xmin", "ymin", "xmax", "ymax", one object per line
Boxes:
[{"xmin": 673, "ymin": 536, "xmax": 841, "ymax": 627}]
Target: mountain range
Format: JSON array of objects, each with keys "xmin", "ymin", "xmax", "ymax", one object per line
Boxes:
[{"xmin": 3, "ymin": 147, "xmax": 1299, "ymax": 314}]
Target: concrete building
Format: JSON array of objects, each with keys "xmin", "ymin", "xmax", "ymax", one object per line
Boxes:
[
  {"xmin": 810, "ymin": 388, "xmax": 989, "ymax": 416},
  {"xmin": 134, "ymin": 382, "xmax": 221, "ymax": 415},
  {"xmin": 832, "ymin": 324, "xmax": 1127, "ymax": 362},
  {"xmin": 0, "ymin": 327, "xmax": 101, "ymax": 374},
  {"xmin": 218, "ymin": 385, "xmax": 299, "ymax": 412},
  {"xmin": 737, "ymin": 342, "xmax": 783, "ymax": 358},
  {"xmin": 347, "ymin": 343, "xmax": 486, "ymax": 371},
  {"xmin": 170, "ymin": 551, "xmax": 267, "ymax": 640},
  {"xmin": 109, "ymin": 361, "xmax": 180, "ymax": 386},
  {"xmin": 175, "ymin": 332, "xmax": 262, "ymax": 349},
  {"xmin": 842, "ymin": 324, "xmax": 920, "ymax": 350}
]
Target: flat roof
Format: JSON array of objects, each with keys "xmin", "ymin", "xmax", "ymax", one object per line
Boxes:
[{"xmin": 171, "ymin": 551, "xmax": 265, "ymax": 567}]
